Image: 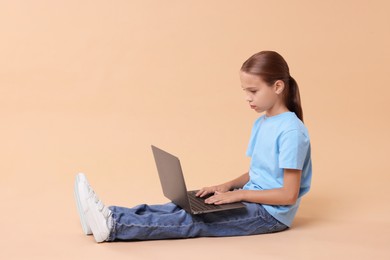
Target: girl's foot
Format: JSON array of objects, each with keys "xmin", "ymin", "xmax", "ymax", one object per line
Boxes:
[
  {"xmin": 74, "ymin": 173, "xmax": 112, "ymax": 243},
  {"xmin": 74, "ymin": 173, "xmax": 92, "ymax": 235}
]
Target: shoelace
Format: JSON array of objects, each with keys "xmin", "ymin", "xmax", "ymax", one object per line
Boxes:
[{"xmin": 88, "ymin": 185, "xmax": 111, "ymax": 218}]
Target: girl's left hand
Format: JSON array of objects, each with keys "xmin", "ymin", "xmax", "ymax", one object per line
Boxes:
[{"xmin": 204, "ymin": 190, "xmax": 242, "ymax": 205}]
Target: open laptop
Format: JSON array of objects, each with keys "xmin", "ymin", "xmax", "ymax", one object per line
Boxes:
[{"xmin": 151, "ymin": 145, "xmax": 246, "ymax": 214}]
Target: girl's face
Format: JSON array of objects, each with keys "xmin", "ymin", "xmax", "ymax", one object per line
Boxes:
[{"xmin": 239, "ymin": 71, "xmax": 285, "ymax": 115}]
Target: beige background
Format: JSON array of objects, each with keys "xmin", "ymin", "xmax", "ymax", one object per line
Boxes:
[{"xmin": 1, "ymin": 0, "xmax": 389, "ymax": 259}]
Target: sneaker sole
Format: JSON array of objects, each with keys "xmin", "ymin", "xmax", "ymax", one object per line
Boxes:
[
  {"xmin": 84, "ymin": 201, "xmax": 110, "ymax": 243},
  {"xmin": 74, "ymin": 174, "xmax": 92, "ymax": 235}
]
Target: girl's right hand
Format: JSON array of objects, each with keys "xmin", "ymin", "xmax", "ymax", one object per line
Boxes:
[{"xmin": 196, "ymin": 184, "xmax": 231, "ymax": 198}]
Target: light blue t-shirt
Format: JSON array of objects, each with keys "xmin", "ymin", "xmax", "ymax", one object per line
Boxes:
[{"xmin": 243, "ymin": 111, "xmax": 312, "ymax": 227}]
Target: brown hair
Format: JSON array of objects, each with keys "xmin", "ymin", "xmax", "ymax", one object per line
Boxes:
[{"xmin": 240, "ymin": 51, "xmax": 304, "ymax": 122}]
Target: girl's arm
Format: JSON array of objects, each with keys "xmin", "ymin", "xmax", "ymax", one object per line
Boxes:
[
  {"xmin": 196, "ymin": 172, "xmax": 249, "ymax": 197},
  {"xmin": 224, "ymin": 172, "xmax": 250, "ymax": 189},
  {"xmin": 205, "ymin": 169, "xmax": 301, "ymax": 206}
]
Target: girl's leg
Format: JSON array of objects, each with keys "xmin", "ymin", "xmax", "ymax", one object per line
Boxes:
[
  {"xmin": 107, "ymin": 202, "xmax": 288, "ymax": 241},
  {"xmin": 74, "ymin": 173, "xmax": 287, "ymax": 242}
]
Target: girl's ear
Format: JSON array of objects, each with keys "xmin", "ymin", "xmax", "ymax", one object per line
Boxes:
[{"xmin": 274, "ymin": 80, "xmax": 285, "ymax": 94}]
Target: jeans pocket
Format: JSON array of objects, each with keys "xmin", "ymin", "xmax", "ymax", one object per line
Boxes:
[
  {"xmin": 257, "ymin": 205, "xmax": 274, "ymax": 223},
  {"xmin": 269, "ymin": 221, "xmax": 288, "ymax": 233}
]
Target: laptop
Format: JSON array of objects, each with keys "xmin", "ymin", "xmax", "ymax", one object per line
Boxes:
[{"xmin": 151, "ymin": 145, "xmax": 246, "ymax": 214}]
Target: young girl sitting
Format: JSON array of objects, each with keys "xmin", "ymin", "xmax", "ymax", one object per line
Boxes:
[{"xmin": 74, "ymin": 50, "xmax": 312, "ymax": 242}]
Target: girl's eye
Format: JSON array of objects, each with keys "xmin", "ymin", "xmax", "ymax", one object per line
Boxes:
[{"xmin": 251, "ymin": 90, "xmax": 257, "ymax": 94}]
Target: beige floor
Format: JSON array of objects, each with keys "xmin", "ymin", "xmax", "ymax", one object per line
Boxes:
[{"xmin": 1, "ymin": 145, "xmax": 389, "ymax": 259}]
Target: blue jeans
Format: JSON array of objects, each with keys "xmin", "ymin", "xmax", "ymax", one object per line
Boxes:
[{"xmin": 107, "ymin": 202, "xmax": 288, "ymax": 241}]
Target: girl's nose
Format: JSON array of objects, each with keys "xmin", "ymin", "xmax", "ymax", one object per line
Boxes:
[{"xmin": 245, "ymin": 95, "xmax": 252, "ymax": 102}]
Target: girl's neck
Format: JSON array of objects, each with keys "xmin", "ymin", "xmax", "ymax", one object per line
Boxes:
[{"xmin": 265, "ymin": 103, "xmax": 289, "ymax": 118}]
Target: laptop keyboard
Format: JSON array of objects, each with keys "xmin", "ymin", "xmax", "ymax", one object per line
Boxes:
[{"xmin": 187, "ymin": 191, "xmax": 222, "ymax": 211}]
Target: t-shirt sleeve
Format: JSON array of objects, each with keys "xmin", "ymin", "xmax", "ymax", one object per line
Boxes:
[{"xmin": 278, "ymin": 129, "xmax": 310, "ymax": 170}]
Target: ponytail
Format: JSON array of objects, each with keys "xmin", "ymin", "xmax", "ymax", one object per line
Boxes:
[{"xmin": 287, "ymin": 76, "xmax": 304, "ymax": 123}]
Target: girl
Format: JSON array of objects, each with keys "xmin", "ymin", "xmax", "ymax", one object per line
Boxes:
[{"xmin": 74, "ymin": 50, "xmax": 312, "ymax": 243}]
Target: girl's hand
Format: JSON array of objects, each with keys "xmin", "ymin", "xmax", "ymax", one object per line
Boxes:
[
  {"xmin": 196, "ymin": 184, "xmax": 230, "ymax": 198},
  {"xmin": 204, "ymin": 190, "xmax": 243, "ymax": 205}
]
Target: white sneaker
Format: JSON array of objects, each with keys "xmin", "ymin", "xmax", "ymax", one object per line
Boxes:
[
  {"xmin": 74, "ymin": 173, "xmax": 92, "ymax": 235},
  {"xmin": 74, "ymin": 173, "xmax": 112, "ymax": 243}
]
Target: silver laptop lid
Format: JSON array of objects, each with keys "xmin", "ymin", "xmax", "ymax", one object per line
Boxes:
[{"xmin": 151, "ymin": 145, "xmax": 191, "ymax": 212}]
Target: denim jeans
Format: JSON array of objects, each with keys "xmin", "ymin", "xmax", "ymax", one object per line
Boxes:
[{"xmin": 107, "ymin": 202, "xmax": 288, "ymax": 241}]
